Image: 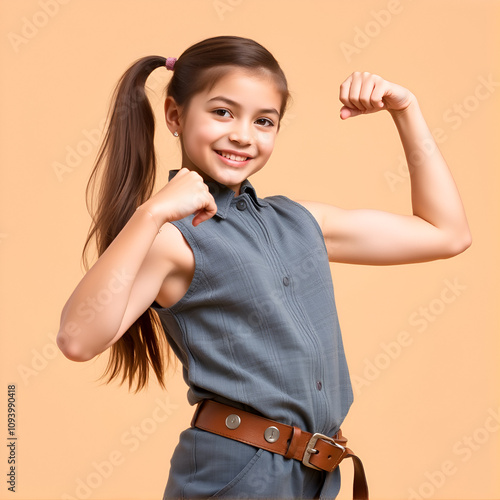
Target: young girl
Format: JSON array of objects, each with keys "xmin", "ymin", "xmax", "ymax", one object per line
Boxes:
[{"xmin": 57, "ymin": 36, "xmax": 471, "ymax": 499}]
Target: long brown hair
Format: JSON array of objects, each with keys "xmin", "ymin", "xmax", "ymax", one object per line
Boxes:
[{"xmin": 83, "ymin": 36, "xmax": 291, "ymax": 392}]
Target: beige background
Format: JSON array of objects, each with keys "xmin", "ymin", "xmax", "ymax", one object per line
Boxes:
[{"xmin": 1, "ymin": 1, "xmax": 499, "ymax": 499}]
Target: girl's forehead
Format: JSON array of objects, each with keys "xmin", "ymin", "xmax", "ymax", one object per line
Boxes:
[{"xmin": 201, "ymin": 68, "xmax": 282, "ymax": 107}]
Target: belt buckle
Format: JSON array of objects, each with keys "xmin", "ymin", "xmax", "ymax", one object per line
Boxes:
[{"xmin": 302, "ymin": 433, "xmax": 345, "ymax": 470}]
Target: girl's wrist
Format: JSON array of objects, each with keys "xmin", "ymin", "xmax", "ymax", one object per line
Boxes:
[
  {"xmin": 388, "ymin": 93, "xmax": 419, "ymax": 120},
  {"xmin": 135, "ymin": 203, "xmax": 164, "ymax": 234}
]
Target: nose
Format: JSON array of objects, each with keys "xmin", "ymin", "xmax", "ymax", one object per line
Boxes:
[{"xmin": 228, "ymin": 120, "xmax": 254, "ymax": 146}]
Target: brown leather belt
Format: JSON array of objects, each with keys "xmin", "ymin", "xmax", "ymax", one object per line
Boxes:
[{"xmin": 191, "ymin": 399, "xmax": 369, "ymax": 500}]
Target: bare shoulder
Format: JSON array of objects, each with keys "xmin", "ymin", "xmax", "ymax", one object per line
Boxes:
[
  {"xmin": 294, "ymin": 200, "xmax": 345, "ymax": 232},
  {"xmin": 150, "ymin": 221, "xmax": 195, "ymax": 308},
  {"xmin": 154, "ymin": 221, "xmax": 194, "ymax": 270}
]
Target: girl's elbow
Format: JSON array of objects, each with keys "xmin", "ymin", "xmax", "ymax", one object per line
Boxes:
[
  {"xmin": 444, "ymin": 230, "xmax": 472, "ymax": 258},
  {"xmin": 456, "ymin": 227, "xmax": 472, "ymax": 254},
  {"xmin": 462, "ymin": 230, "xmax": 473, "ymax": 252},
  {"xmin": 56, "ymin": 329, "xmax": 96, "ymax": 362}
]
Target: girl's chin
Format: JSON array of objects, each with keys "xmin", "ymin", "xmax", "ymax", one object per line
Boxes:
[
  {"xmin": 213, "ymin": 174, "xmax": 245, "ymax": 191},
  {"xmin": 204, "ymin": 167, "xmax": 248, "ymax": 184}
]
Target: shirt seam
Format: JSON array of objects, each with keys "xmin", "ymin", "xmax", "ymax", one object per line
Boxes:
[{"xmin": 266, "ymin": 195, "xmax": 327, "ymax": 244}]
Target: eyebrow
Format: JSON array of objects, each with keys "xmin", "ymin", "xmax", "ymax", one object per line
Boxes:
[{"xmin": 207, "ymin": 96, "xmax": 280, "ymax": 117}]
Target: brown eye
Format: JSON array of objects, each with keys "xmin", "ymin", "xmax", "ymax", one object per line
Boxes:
[
  {"xmin": 256, "ymin": 118, "xmax": 274, "ymax": 127},
  {"xmin": 214, "ymin": 109, "xmax": 231, "ymax": 117}
]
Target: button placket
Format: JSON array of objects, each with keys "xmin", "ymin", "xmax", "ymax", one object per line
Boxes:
[{"xmin": 238, "ymin": 196, "xmax": 330, "ymax": 424}]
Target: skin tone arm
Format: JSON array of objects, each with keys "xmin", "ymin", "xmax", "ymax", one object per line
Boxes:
[
  {"xmin": 300, "ymin": 72, "xmax": 472, "ymax": 265},
  {"xmin": 57, "ymin": 168, "xmax": 217, "ymax": 362}
]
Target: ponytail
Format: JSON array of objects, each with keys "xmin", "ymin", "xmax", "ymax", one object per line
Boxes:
[{"xmin": 82, "ymin": 56, "xmax": 171, "ymax": 393}]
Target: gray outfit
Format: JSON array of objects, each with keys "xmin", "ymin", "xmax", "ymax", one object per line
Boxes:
[{"xmin": 151, "ymin": 170, "xmax": 353, "ymax": 499}]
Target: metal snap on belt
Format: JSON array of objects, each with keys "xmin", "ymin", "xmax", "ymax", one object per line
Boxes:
[
  {"xmin": 264, "ymin": 426, "xmax": 280, "ymax": 443},
  {"xmin": 225, "ymin": 414, "xmax": 241, "ymax": 430}
]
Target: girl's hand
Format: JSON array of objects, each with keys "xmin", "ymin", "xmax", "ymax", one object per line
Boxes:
[
  {"xmin": 339, "ymin": 71, "xmax": 416, "ymax": 120},
  {"xmin": 142, "ymin": 168, "xmax": 218, "ymax": 227}
]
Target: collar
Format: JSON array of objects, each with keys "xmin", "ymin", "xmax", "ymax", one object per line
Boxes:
[{"xmin": 168, "ymin": 170, "xmax": 269, "ymax": 220}]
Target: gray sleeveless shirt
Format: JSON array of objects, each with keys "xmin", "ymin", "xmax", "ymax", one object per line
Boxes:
[{"xmin": 151, "ymin": 170, "xmax": 353, "ymax": 436}]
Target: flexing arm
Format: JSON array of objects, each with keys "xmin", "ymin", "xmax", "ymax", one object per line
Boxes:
[
  {"xmin": 300, "ymin": 72, "xmax": 471, "ymax": 265},
  {"xmin": 57, "ymin": 168, "xmax": 216, "ymax": 361}
]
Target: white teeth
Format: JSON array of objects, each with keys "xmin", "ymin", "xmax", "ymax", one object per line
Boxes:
[{"xmin": 218, "ymin": 151, "xmax": 248, "ymax": 162}]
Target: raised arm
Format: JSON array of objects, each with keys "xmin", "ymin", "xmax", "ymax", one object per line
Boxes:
[{"xmin": 299, "ymin": 72, "xmax": 471, "ymax": 265}]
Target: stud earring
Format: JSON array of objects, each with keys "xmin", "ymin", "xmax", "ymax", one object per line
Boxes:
[{"xmin": 173, "ymin": 131, "xmax": 179, "ymax": 137}]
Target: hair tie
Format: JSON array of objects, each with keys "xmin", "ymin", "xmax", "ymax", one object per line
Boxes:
[{"xmin": 165, "ymin": 57, "xmax": 177, "ymax": 71}]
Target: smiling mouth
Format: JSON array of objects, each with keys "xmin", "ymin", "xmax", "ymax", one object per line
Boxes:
[{"xmin": 216, "ymin": 150, "xmax": 250, "ymax": 162}]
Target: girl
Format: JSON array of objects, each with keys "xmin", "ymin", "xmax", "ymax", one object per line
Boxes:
[{"xmin": 57, "ymin": 36, "xmax": 471, "ymax": 499}]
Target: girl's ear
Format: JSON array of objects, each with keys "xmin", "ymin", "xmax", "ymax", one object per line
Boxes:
[{"xmin": 164, "ymin": 96, "xmax": 183, "ymax": 135}]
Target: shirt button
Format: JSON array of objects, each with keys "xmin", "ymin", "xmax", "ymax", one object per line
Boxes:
[
  {"xmin": 236, "ymin": 200, "xmax": 247, "ymax": 211},
  {"xmin": 316, "ymin": 381, "xmax": 323, "ymax": 391},
  {"xmin": 283, "ymin": 276, "xmax": 290, "ymax": 286}
]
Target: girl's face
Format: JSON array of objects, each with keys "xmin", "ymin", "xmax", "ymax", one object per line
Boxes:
[{"xmin": 177, "ymin": 68, "xmax": 283, "ymax": 195}]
